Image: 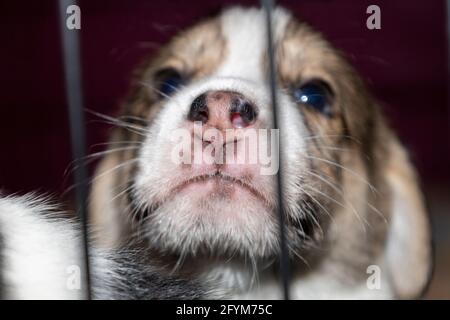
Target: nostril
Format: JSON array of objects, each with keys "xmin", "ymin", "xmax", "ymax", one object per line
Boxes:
[
  {"xmin": 188, "ymin": 94, "xmax": 208, "ymax": 123},
  {"xmin": 230, "ymin": 99, "xmax": 257, "ymax": 128},
  {"xmin": 230, "ymin": 112, "xmax": 246, "ymax": 128}
]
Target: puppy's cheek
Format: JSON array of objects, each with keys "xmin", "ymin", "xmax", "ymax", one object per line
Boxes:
[{"xmin": 131, "ymin": 97, "xmax": 191, "ymax": 199}]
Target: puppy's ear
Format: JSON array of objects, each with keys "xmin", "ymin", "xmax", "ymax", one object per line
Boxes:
[
  {"xmin": 89, "ymin": 149, "xmax": 131, "ymax": 248},
  {"xmin": 384, "ymin": 137, "xmax": 432, "ymax": 298}
]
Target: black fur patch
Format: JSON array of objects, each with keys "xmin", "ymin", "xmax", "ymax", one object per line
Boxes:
[{"xmin": 92, "ymin": 250, "xmax": 210, "ymax": 300}]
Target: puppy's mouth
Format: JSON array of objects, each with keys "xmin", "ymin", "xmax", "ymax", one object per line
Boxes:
[
  {"xmin": 172, "ymin": 171, "xmax": 271, "ymax": 207},
  {"xmin": 127, "ymin": 170, "xmax": 274, "ymax": 221}
]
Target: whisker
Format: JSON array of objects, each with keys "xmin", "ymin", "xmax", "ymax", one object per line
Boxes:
[
  {"xmin": 117, "ymin": 115, "xmax": 149, "ymax": 125},
  {"xmin": 139, "ymin": 81, "xmax": 175, "ymax": 100},
  {"xmin": 90, "ymin": 158, "xmax": 138, "ymax": 185},
  {"xmin": 290, "ymin": 186, "xmax": 327, "ymax": 237},
  {"xmin": 110, "ymin": 184, "xmax": 135, "ymax": 203},
  {"xmin": 303, "ymin": 134, "xmax": 362, "ymax": 145},
  {"xmin": 63, "ymin": 146, "xmax": 140, "ymax": 179},
  {"xmin": 63, "ymin": 158, "xmax": 138, "ymax": 196},
  {"xmin": 89, "ymin": 141, "xmax": 143, "ymax": 149},
  {"xmin": 304, "ymin": 183, "xmax": 369, "ymax": 232},
  {"xmin": 318, "ymin": 146, "xmax": 351, "ymax": 153},
  {"xmin": 304, "ymin": 170, "xmax": 368, "ymax": 230},
  {"xmin": 86, "ymin": 109, "xmax": 149, "ymax": 136},
  {"xmin": 89, "ymin": 119, "xmax": 147, "ymax": 137},
  {"xmin": 287, "ymin": 242, "xmax": 310, "ymax": 268},
  {"xmin": 305, "ymin": 169, "xmax": 387, "ymax": 230},
  {"xmin": 303, "ymin": 154, "xmax": 379, "ymax": 195},
  {"xmin": 367, "ymin": 203, "xmax": 388, "ymax": 224}
]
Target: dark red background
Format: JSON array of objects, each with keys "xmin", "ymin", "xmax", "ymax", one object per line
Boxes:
[
  {"xmin": 0, "ymin": 0, "xmax": 449, "ymax": 298},
  {"xmin": 1, "ymin": 0, "xmax": 448, "ymax": 195}
]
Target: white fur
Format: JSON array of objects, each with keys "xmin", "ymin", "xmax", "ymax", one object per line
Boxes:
[
  {"xmin": 216, "ymin": 7, "xmax": 290, "ymax": 81},
  {"xmin": 0, "ymin": 195, "xmax": 171, "ymax": 300},
  {"xmin": 0, "ymin": 195, "xmax": 83, "ymax": 299}
]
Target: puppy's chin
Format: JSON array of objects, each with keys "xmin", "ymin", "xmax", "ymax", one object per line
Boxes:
[{"xmin": 141, "ymin": 191, "xmax": 280, "ymax": 259}]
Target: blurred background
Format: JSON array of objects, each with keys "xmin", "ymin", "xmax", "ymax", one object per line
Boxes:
[{"xmin": 0, "ymin": 0, "xmax": 448, "ymax": 298}]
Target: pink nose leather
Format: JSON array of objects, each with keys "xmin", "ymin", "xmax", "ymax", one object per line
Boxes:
[
  {"xmin": 205, "ymin": 91, "xmax": 236, "ymax": 130},
  {"xmin": 188, "ymin": 90, "xmax": 257, "ymax": 133}
]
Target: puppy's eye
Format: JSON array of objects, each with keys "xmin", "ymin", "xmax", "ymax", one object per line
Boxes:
[
  {"xmin": 293, "ymin": 81, "xmax": 333, "ymax": 116},
  {"xmin": 154, "ymin": 68, "xmax": 184, "ymax": 98}
]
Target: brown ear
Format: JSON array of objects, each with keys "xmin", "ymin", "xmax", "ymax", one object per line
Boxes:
[
  {"xmin": 384, "ymin": 138, "xmax": 432, "ymax": 298},
  {"xmin": 89, "ymin": 152, "xmax": 130, "ymax": 248}
]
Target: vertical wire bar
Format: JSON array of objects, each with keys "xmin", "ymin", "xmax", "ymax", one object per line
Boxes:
[
  {"xmin": 447, "ymin": 1, "xmax": 450, "ymax": 150},
  {"xmin": 58, "ymin": 0, "xmax": 92, "ymax": 299},
  {"xmin": 0, "ymin": 230, "xmax": 4, "ymax": 299},
  {"xmin": 261, "ymin": 0, "xmax": 291, "ymax": 300}
]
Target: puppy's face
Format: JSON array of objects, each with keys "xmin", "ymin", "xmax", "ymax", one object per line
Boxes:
[{"xmin": 101, "ymin": 7, "xmax": 377, "ymax": 261}]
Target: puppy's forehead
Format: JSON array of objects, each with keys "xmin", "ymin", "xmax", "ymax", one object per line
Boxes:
[{"xmin": 215, "ymin": 7, "xmax": 291, "ymax": 81}]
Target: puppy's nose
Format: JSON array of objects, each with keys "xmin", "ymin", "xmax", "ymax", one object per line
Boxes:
[{"xmin": 188, "ymin": 91, "xmax": 257, "ymax": 129}]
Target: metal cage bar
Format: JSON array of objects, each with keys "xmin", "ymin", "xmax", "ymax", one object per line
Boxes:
[
  {"xmin": 261, "ymin": 0, "xmax": 291, "ymax": 300},
  {"xmin": 58, "ymin": 0, "xmax": 92, "ymax": 300}
]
